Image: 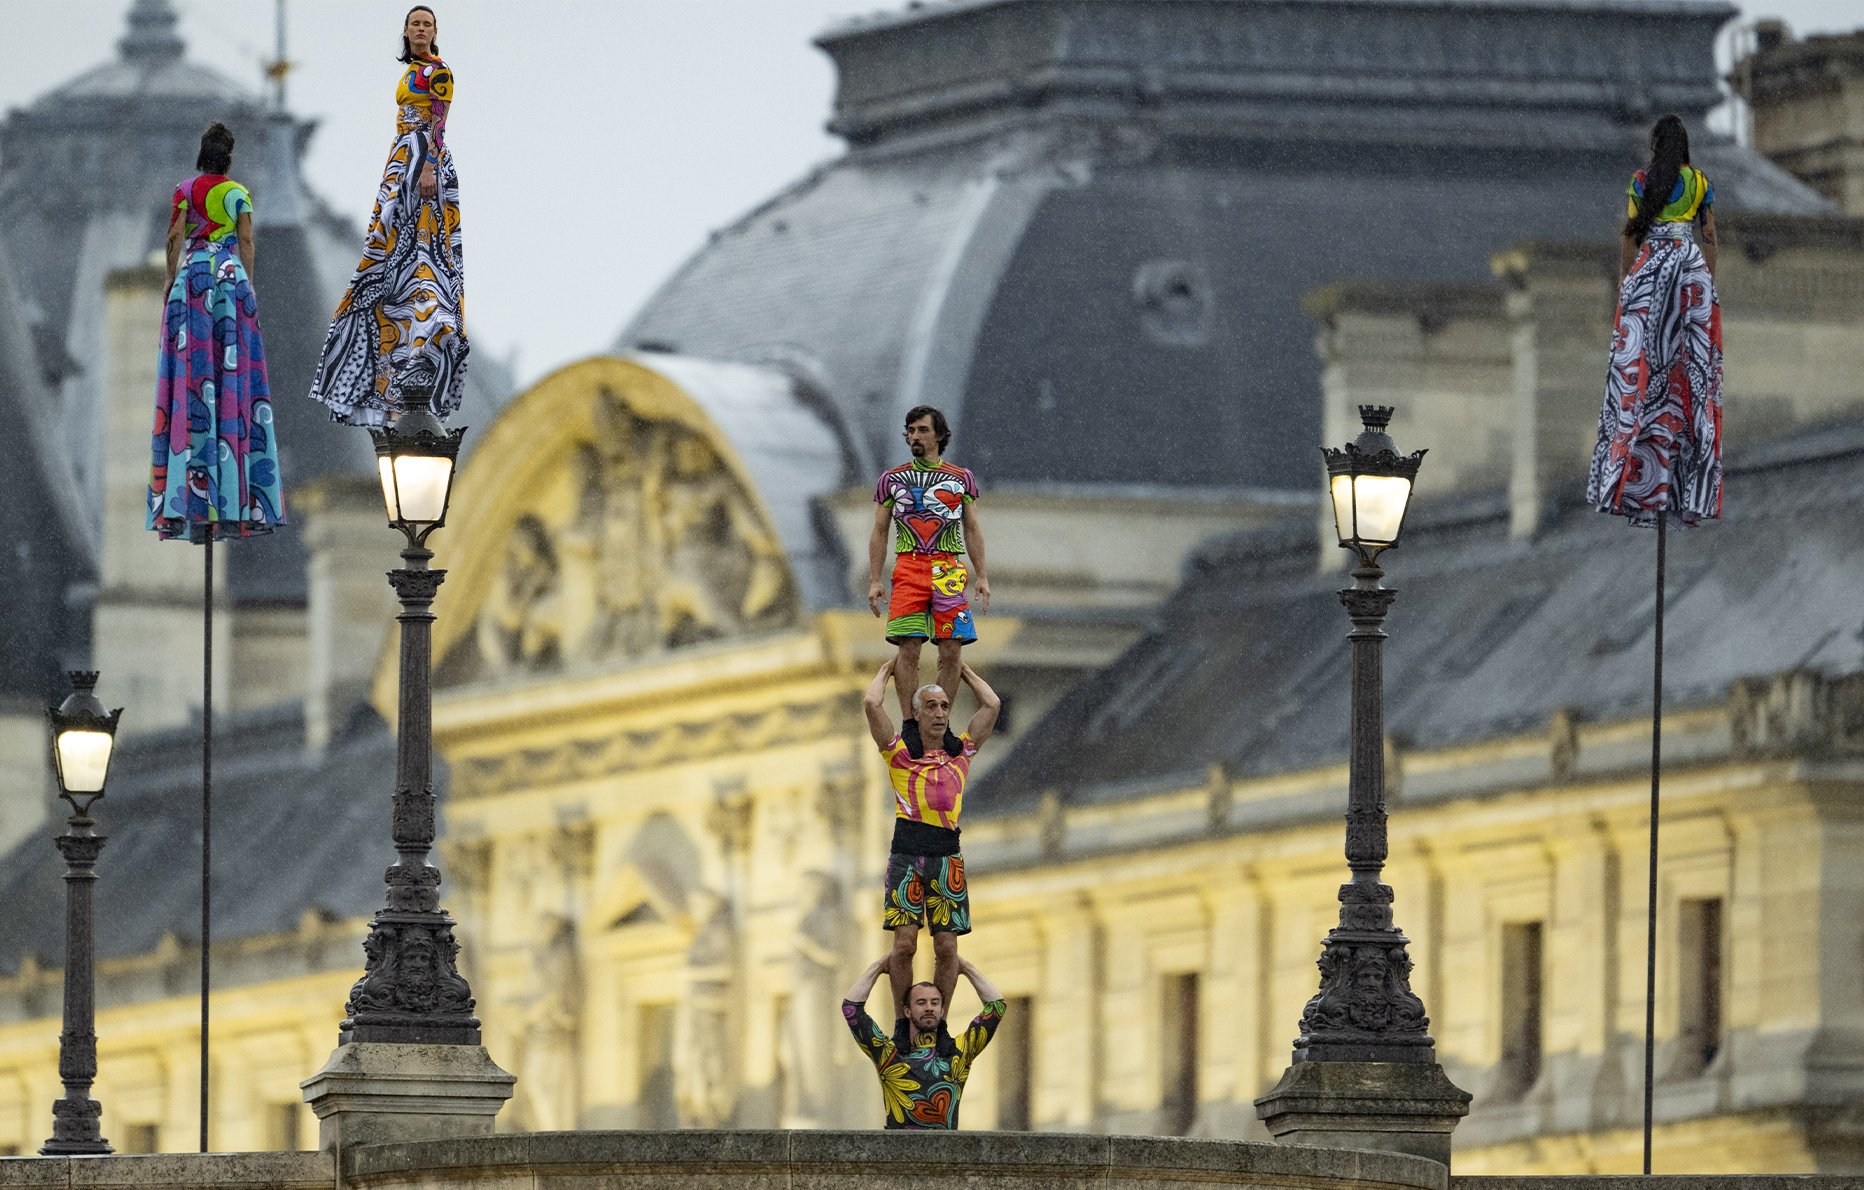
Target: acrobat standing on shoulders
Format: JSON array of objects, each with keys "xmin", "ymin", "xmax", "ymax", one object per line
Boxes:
[
  {"xmin": 869, "ymin": 405, "xmax": 989, "ymax": 722},
  {"xmin": 861, "ymin": 656, "xmax": 1000, "ymax": 1025}
]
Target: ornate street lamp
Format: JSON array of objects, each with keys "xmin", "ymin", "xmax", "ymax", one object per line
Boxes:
[
  {"xmin": 1256, "ymin": 406, "xmax": 1467, "ymax": 1166},
  {"xmin": 1298, "ymin": 404, "xmax": 1428, "ymax": 1061},
  {"xmin": 342, "ymin": 399, "xmax": 479, "ymax": 1044},
  {"xmin": 41, "ymin": 672, "xmax": 121, "ymax": 1156}
]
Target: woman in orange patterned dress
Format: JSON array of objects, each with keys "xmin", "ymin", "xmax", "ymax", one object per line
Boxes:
[{"xmin": 311, "ymin": 5, "xmax": 467, "ymax": 425}]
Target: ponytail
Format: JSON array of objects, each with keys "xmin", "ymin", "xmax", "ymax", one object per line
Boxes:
[{"xmin": 1625, "ymin": 114, "xmax": 1690, "ymax": 245}]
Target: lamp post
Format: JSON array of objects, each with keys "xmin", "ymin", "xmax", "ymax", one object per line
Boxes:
[
  {"xmin": 339, "ymin": 400, "xmax": 479, "ymax": 1044},
  {"xmin": 1255, "ymin": 405, "xmax": 1468, "ymax": 1165},
  {"xmin": 41, "ymin": 672, "xmax": 121, "ymax": 1156}
]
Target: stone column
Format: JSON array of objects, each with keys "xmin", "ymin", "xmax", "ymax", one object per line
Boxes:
[{"xmin": 295, "ymin": 476, "xmax": 398, "ymax": 752}]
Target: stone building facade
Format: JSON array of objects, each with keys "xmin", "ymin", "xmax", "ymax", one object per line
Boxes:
[{"xmin": 5, "ymin": 0, "xmax": 1864, "ymax": 1175}]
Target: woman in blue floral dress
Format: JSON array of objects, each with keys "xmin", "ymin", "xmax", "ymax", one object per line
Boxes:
[{"xmin": 150, "ymin": 122, "xmax": 285, "ymax": 540}]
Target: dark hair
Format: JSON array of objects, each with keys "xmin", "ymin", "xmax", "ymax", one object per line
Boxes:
[
  {"xmin": 903, "ymin": 405, "xmax": 950, "ymax": 452},
  {"xmin": 907, "ymin": 981, "xmax": 941, "ymax": 1003},
  {"xmin": 196, "ymin": 122, "xmax": 234, "ymax": 175},
  {"xmin": 398, "ymin": 5, "xmax": 439, "ymax": 63},
  {"xmin": 1624, "ymin": 114, "xmax": 1691, "ymax": 245}
]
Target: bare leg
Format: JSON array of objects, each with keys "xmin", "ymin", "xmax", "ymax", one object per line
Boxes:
[
  {"xmin": 889, "ymin": 925, "xmax": 919, "ymax": 1020},
  {"xmin": 895, "ymin": 639, "xmax": 924, "ymax": 719},
  {"xmin": 932, "ymin": 930, "xmax": 959, "ymax": 1018},
  {"xmin": 935, "ymin": 640, "xmax": 964, "ymax": 719}
]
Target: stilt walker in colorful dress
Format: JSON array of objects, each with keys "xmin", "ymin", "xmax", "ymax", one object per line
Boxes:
[
  {"xmin": 151, "ymin": 122, "xmax": 286, "ymax": 540},
  {"xmin": 868, "ymin": 406, "xmax": 990, "ymax": 722},
  {"xmin": 1588, "ymin": 113, "xmax": 1722, "ymax": 527},
  {"xmin": 310, "ymin": 5, "xmax": 467, "ymax": 424}
]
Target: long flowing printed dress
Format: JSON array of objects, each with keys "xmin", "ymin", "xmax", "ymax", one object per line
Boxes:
[
  {"xmin": 311, "ymin": 54, "xmax": 467, "ymax": 424},
  {"xmin": 1586, "ymin": 165, "xmax": 1723, "ymax": 528},
  {"xmin": 149, "ymin": 175, "xmax": 285, "ymax": 540}
]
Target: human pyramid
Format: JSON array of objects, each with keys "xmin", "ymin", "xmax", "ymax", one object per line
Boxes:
[{"xmin": 837, "ymin": 405, "xmax": 1009, "ymax": 1130}]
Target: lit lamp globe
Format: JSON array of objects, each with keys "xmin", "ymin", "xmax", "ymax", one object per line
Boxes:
[
  {"xmin": 49, "ymin": 672, "xmax": 122, "ymax": 811},
  {"xmin": 370, "ymin": 408, "xmax": 466, "ymax": 544},
  {"xmin": 1323, "ymin": 405, "xmax": 1427, "ymax": 564}
]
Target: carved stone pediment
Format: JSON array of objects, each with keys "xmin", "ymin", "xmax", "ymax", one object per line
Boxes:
[{"xmin": 433, "ymin": 373, "xmax": 800, "ymax": 689}]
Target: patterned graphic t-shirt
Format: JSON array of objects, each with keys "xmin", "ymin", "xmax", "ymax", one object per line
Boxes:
[
  {"xmin": 843, "ymin": 999, "xmax": 1004, "ymax": 1129},
  {"xmin": 1626, "ymin": 165, "xmax": 1713, "ymax": 224},
  {"xmin": 882, "ymin": 732, "xmax": 977, "ymax": 830},
  {"xmin": 876, "ymin": 459, "xmax": 978, "ymax": 555},
  {"xmin": 172, "ymin": 175, "xmax": 252, "ymax": 247}
]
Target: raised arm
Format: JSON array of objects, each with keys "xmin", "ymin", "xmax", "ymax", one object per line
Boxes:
[
  {"xmin": 961, "ymin": 503, "xmax": 989, "ymax": 614},
  {"xmin": 843, "ymin": 954, "xmax": 890, "ymax": 1005},
  {"xmin": 868, "ymin": 502, "xmax": 891, "ymax": 617},
  {"xmin": 864, "ymin": 659, "xmax": 899, "ymax": 750},
  {"xmin": 957, "ymin": 955, "xmax": 1001, "ymax": 1003},
  {"xmin": 959, "ymin": 664, "xmax": 1001, "ymax": 746}
]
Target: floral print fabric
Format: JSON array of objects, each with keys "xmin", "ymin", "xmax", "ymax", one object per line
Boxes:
[
  {"xmin": 149, "ymin": 199, "xmax": 285, "ymax": 541},
  {"xmin": 843, "ymin": 998, "xmax": 1004, "ymax": 1128},
  {"xmin": 1587, "ymin": 223, "xmax": 1723, "ymax": 528},
  {"xmin": 311, "ymin": 54, "xmax": 467, "ymax": 425},
  {"xmin": 883, "ymin": 852, "xmax": 971, "ymax": 935}
]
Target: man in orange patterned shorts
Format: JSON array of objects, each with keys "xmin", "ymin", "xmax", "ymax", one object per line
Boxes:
[{"xmin": 868, "ymin": 406, "xmax": 990, "ymax": 720}]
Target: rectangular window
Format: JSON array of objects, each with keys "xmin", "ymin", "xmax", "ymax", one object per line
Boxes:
[
  {"xmin": 122, "ymin": 1123, "xmax": 159, "ymax": 1154},
  {"xmin": 1678, "ymin": 897, "xmax": 1723, "ymax": 1075},
  {"xmin": 638, "ymin": 1002, "xmax": 677, "ymax": 1129},
  {"xmin": 1498, "ymin": 922, "xmax": 1543, "ymax": 1100},
  {"xmin": 1159, "ymin": 973, "xmax": 1198, "ymax": 1136},
  {"xmin": 996, "ymin": 995, "xmax": 1034, "ymax": 1130}
]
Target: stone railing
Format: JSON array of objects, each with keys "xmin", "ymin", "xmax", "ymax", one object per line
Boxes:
[{"xmin": 0, "ymin": 1132, "xmax": 1445, "ymax": 1190}]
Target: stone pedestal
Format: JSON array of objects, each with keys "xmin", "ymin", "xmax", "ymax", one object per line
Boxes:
[
  {"xmin": 300, "ymin": 1042, "xmax": 514, "ymax": 1150},
  {"xmin": 1254, "ymin": 1061, "xmax": 1470, "ymax": 1168}
]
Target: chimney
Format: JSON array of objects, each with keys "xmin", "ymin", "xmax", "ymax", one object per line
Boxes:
[
  {"xmin": 1492, "ymin": 244, "xmax": 1617, "ymax": 538},
  {"xmin": 93, "ymin": 267, "xmax": 229, "ymax": 733},
  {"xmin": 295, "ymin": 476, "xmax": 397, "ymax": 752}
]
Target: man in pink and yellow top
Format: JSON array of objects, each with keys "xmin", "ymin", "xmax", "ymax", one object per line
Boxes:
[{"xmin": 863, "ymin": 657, "xmax": 1001, "ymax": 1024}]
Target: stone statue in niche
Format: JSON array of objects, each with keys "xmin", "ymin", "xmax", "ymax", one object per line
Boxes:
[
  {"xmin": 780, "ymin": 871, "xmax": 845, "ymax": 1127},
  {"xmin": 512, "ymin": 915, "xmax": 582, "ymax": 1131},
  {"xmin": 676, "ymin": 889, "xmax": 737, "ymax": 1128},
  {"xmin": 455, "ymin": 390, "xmax": 798, "ymax": 682}
]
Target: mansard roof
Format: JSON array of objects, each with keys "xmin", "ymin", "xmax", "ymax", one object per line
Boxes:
[
  {"xmin": 0, "ymin": 703, "xmax": 406, "ymax": 980},
  {"xmin": 619, "ymin": 0, "xmax": 1825, "ymax": 503},
  {"xmin": 972, "ymin": 415, "xmax": 1864, "ymax": 814}
]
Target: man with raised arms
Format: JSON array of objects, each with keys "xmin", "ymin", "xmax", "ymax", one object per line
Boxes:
[
  {"xmin": 862, "ymin": 657, "xmax": 1000, "ymax": 1024},
  {"xmin": 869, "ymin": 405, "xmax": 990, "ymax": 721},
  {"xmin": 843, "ymin": 952, "xmax": 1005, "ymax": 1129}
]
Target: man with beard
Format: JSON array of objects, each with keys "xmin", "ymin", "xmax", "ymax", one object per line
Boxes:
[
  {"xmin": 868, "ymin": 405, "xmax": 990, "ymax": 719},
  {"xmin": 842, "ymin": 952, "xmax": 1005, "ymax": 1129}
]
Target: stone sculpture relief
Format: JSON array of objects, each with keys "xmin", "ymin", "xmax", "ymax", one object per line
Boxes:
[
  {"xmin": 513, "ymin": 916, "xmax": 582, "ymax": 1131},
  {"xmin": 780, "ymin": 871, "xmax": 846, "ymax": 1127},
  {"xmin": 444, "ymin": 390, "xmax": 798, "ymax": 686},
  {"xmin": 676, "ymin": 890, "xmax": 738, "ymax": 1128}
]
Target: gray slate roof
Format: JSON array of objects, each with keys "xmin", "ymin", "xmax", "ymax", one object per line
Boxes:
[
  {"xmin": 972, "ymin": 416, "xmax": 1864, "ymax": 815},
  {"xmin": 618, "ymin": 0, "xmax": 1827, "ymax": 507},
  {"xmin": 0, "ymin": 702, "xmax": 415, "ymax": 977}
]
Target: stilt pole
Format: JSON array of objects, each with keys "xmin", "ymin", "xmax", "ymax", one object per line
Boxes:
[
  {"xmin": 200, "ymin": 533, "xmax": 213, "ymax": 1152},
  {"xmin": 1642, "ymin": 514, "xmax": 1665, "ymax": 1174}
]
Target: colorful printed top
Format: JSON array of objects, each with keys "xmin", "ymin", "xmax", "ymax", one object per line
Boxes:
[
  {"xmin": 882, "ymin": 731, "xmax": 977, "ymax": 831},
  {"xmin": 397, "ymin": 54, "xmax": 454, "ymax": 160},
  {"xmin": 843, "ymin": 999, "xmax": 1005, "ymax": 1129},
  {"xmin": 172, "ymin": 175, "xmax": 252, "ymax": 249},
  {"xmin": 1626, "ymin": 166, "xmax": 1713, "ymax": 224},
  {"xmin": 877, "ymin": 459, "xmax": 978, "ymax": 555}
]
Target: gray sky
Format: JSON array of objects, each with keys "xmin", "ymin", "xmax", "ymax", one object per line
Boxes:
[{"xmin": 2, "ymin": 0, "xmax": 1862, "ymax": 387}]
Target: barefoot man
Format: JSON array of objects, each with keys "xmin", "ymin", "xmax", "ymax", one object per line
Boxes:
[
  {"xmin": 862, "ymin": 657, "xmax": 1000, "ymax": 1022},
  {"xmin": 869, "ymin": 405, "xmax": 990, "ymax": 719}
]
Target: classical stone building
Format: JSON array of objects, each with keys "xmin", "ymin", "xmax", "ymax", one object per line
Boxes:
[{"xmin": 5, "ymin": 0, "xmax": 1864, "ymax": 1174}]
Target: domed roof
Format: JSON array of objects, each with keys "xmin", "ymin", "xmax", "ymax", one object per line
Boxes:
[
  {"xmin": 618, "ymin": 0, "xmax": 1829, "ymax": 495},
  {"xmin": 31, "ymin": 0, "xmax": 254, "ymax": 108}
]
